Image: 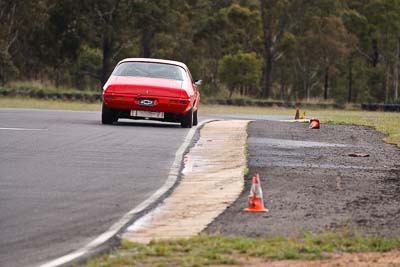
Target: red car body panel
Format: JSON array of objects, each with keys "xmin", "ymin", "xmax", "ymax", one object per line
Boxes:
[{"xmin": 102, "ymin": 58, "xmax": 200, "ymax": 116}]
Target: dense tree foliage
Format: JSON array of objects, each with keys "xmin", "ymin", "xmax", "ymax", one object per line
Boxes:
[
  {"xmin": 1, "ymin": 0, "xmax": 400, "ymax": 103},
  {"xmin": 218, "ymin": 51, "xmax": 262, "ymax": 97}
]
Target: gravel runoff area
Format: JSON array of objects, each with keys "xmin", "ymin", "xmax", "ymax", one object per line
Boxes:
[{"xmin": 205, "ymin": 120, "xmax": 400, "ymax": 238}]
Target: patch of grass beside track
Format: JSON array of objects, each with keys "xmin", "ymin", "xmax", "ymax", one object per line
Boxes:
[
  {"xmin": 317, "ymin": 110, "xmax": 400, "ymax": 147},
  {"xmin": 78, "ymin": 232, "xmax": 400, "ymax": 267},
  {"xmin": 0, "ymin": 97, "xmax": 100, "ymax": 111}
]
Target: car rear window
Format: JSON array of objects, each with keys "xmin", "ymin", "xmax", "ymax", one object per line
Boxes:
[{"xmin": 113, "ymin": 62, "xmax": 184, "ymax": 81}]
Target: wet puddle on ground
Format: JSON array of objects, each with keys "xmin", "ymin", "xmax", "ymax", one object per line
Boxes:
[
  {"xmin": 249, "ymin": 160, "xmax": 389, "ymax": 170},
  {"xmin": 248, "ymin": 137, "xmax": 386, "ymax": 170},
  {"xmin": 249, "ymin": 137, "xmax": 350, "ymax": 148},
  {"xmin": 181, "ymin": 154, "xmax": 220, "ymax": 175},
  {"xmin": 182, "ymin": 154, "xmax": 193, "ymax": 175}
]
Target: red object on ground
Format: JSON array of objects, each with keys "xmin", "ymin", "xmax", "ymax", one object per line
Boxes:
[
  {"xmin": 244, "ymin": 174, "xmax": 269, "ymax": 213},
  {"xmin": 309, "ymin": 118, "xmax": 320, "ymax": 129},
  {"xmin": 102, "ymin": 58, "xmax": 201, "ymax": 128},
  {"xmin": 295, "ymin": 108, "xmax": 300, "ymax": 120}
]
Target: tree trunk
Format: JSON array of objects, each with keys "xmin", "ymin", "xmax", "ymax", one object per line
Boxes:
[
  {"xmin": 260, "ymin": 0, "xmax": 273, "ymax": 99},
  {"xmin": 280, "ymin": 77, "xmax": 285, "ymax": 100},
  {"xmin": 394, "ymin": 38, "xmax": 399, "ymax": 100},
  {"xmin": 385, "ymin": 62, "xmax": 390, "ymax": 102},
  {"xmin": 0, "ymin": 66, "xmax": 5, "ymax": 86},
  {"xmin": 263, "ymin": 47, "xmax": 273, "ymax": 99},
  {"xmin": 304, "ymin": 78, "xmax": 309, "ymax": 101},
  {"xmin": 141, "ymin": 29, "xmax": 153, "ymax": 58},
  {"xmin": 372, "ymin": 39, "xmax": 379, "ymax": 67},
  {"xmin": 324, "ymin": 66, "xmax": 329, "ymax": 100},
  {"xmin": 305, "ymin": 65, "xmax": 310, "ymax": 101},
  {"xmin": 55, "ymin": 66, "xmax": 61, "ymax": 88},
  {"xmin": 101, "ymin": 36, "xmax": 113, "ymax": 86},
  {"xmin": 210, "ymin": 59, "xmax": 219, "ymax": 90},
  {"xmin": 348, "ymin": 57, "xmax": 353, "ymax": 103}
]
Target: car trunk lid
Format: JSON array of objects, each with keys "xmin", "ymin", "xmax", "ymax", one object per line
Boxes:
[{"xmin": 105, "ymin": 76, "xmax": 187, "ymax": 98}]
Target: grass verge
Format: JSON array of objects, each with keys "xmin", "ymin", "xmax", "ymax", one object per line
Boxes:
[
  {"xmin": 317, "ymin": 110, "xmax": 400, "ymax": 147},
  {"xmin": 0, "ymin": 82, "xmax": 101, "ymax": 102},
  {"xmin": 0, "ymin": 97, "xmax": 100, "ymax": 111},
  {"xmin": 79, "ymin": 232, "xmax": 400, "ymax": 267}
]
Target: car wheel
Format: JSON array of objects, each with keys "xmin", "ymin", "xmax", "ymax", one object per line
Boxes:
[
  {"xmin": 102, "ymin": 102, "xmax": 116, "ymax": 124},
  {"xmin": 193, "ymin": 110, "xmax": 198, "ymax": 126},
  {"xmin": 181, "ymin": 108, "xmax": 193, "ymax": 128}
]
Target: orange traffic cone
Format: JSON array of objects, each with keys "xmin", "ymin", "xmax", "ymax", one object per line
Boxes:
[
  {"xmin": 295, "ymin": 108, "xmax": 300, "ymax": 120},
  {"xmin": 244, "ymin": 174, "xmax": 269, "ymax": 213},
  {"xmin": 309, "ymin": 118, "xmax": 320, "ymax": 129}
]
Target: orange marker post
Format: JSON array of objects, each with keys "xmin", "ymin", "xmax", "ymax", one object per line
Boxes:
[{"xmin": 294, "ymin": 108, "xmax": 300, "ymax": 120}]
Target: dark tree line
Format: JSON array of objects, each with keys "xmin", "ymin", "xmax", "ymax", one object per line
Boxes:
[{"xmin": 1, "ymin": 0, "xmax": 400, "ymax": 103}]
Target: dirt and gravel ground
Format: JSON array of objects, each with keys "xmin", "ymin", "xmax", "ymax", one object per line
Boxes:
[{"xmin": 205, "ymin": 120, "xmax": 400, "ymax": 238}]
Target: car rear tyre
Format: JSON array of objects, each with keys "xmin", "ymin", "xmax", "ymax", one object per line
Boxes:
[
  {"xmin": 181, "ymin": 108, "xmax": 193, "ymax": 128},
  {"xmin": 193, "ymin": 110, "xmax": 198, "ymax": 126},
  {"xmin": 102, "ymin": 102, "xmax": 116, "ymax": 124}
]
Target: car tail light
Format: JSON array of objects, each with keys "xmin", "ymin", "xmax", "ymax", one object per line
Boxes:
[
  {"xmin": 170, "ymin": 100, "xmax": 187, "ymax": 105},
  {"xmin": 105, "ymin": 95, "xmax": 124, "ymax": 100}
]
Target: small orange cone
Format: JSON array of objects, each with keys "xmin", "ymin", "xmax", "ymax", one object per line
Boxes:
[
  {"xmin": 244, "ymin": 174, "xmax": 268, "ymax": 213},
  {"xmin": 300, "ymin": 111, "xmax": 306, "ymax": 120},
  {"xmin": 295, "ymin": 108, "xmax": 300, "ymax": 120},
  {"xmin": 309, "ymin": 118, "xmax": 320, "ymax": 129}
]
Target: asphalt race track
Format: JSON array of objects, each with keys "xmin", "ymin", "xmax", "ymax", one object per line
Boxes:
[{"xmin": 0, "ymin": 109, "xmax": 191, "ymax": 267}]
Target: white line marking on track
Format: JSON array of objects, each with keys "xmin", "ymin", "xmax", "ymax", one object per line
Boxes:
[
  {"xmin": 0, "ymin": 127, "xmax": 47, "ymax": 131},
  {"xmin": 37, "ymin": 119, "xmax": 212, "ymax": 267}
]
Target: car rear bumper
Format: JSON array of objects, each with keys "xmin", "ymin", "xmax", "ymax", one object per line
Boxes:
[
  {"xmin": 115, "ymin": 109, "xmax": 184, "ymax": 123},
  {"xmin": 103, "ymin": 93, "xmax": 192, "ymax": 114}
]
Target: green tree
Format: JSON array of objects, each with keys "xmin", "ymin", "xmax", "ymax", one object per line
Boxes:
[
  {"xmin": 39, "ymin": 0, "xmax": 86, "ymax": 87},
  {"xmin": 302, "ymin": 15, "xmax": 354, "ymax": 100},
  {"xmin": 3, "ymin": 0, "xmax": 400, "ymax": 104},
  {"xmin": 87, "ymin": 0, "xmax": 137, "ymax": 86},
  {"xmin": 364, "ymin": 0, "xmax": 400, "ymax": 101},
  {"xmin": 192, "ymin": 0, "xmax": 234, "ymax": 92},
  {"xmin": 274, "ymin": 32, "xmax": 299, "ymax": 100},
  {"xmin": 0, "ymin": 0, "xmax": 46, "ymax": 84},
  {"xmin": 218, "ymin": 51, "xmax": 262, "ymax": 97}
]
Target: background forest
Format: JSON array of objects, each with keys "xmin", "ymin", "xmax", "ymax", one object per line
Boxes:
[{"xmin": 1, "ymin": 0, "xmax": 400, "ymax": 104}]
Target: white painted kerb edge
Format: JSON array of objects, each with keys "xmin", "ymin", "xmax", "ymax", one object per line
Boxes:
[{"xmin": 0, "ymin": 127, "xmax": 47, "ymax": 131}]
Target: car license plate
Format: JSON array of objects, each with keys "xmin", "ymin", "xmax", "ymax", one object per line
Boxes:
[
  {"xmin": 139, "ymin": 99, "xmax": 154, "ymax": 106},
  {"xmin": 131, "ymin": 110, "xmax": 164, "ymax": 119}
]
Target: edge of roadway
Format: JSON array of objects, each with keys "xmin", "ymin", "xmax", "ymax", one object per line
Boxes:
[{"xmin": 36, "ymin": 119, "xmax": 214, "ymax": 267}]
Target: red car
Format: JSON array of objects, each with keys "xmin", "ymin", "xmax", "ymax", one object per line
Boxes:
[{"xmin": 102, "ymin": 58, "xmax": 201, "ymax": 128}]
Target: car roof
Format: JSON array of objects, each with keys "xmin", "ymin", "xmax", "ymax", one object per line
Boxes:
[{"xmin": 118, "ymin": 58, "xmax": 188, "ymax": 70}]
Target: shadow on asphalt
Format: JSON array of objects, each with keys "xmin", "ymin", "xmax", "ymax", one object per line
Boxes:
[
  {"xmin": 77, "ymin": 119, "xmax": 183, "ymax": 128},
  {"xmin": 114, "ymin": 120, "xmax": 182, "ymax": 129}
]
